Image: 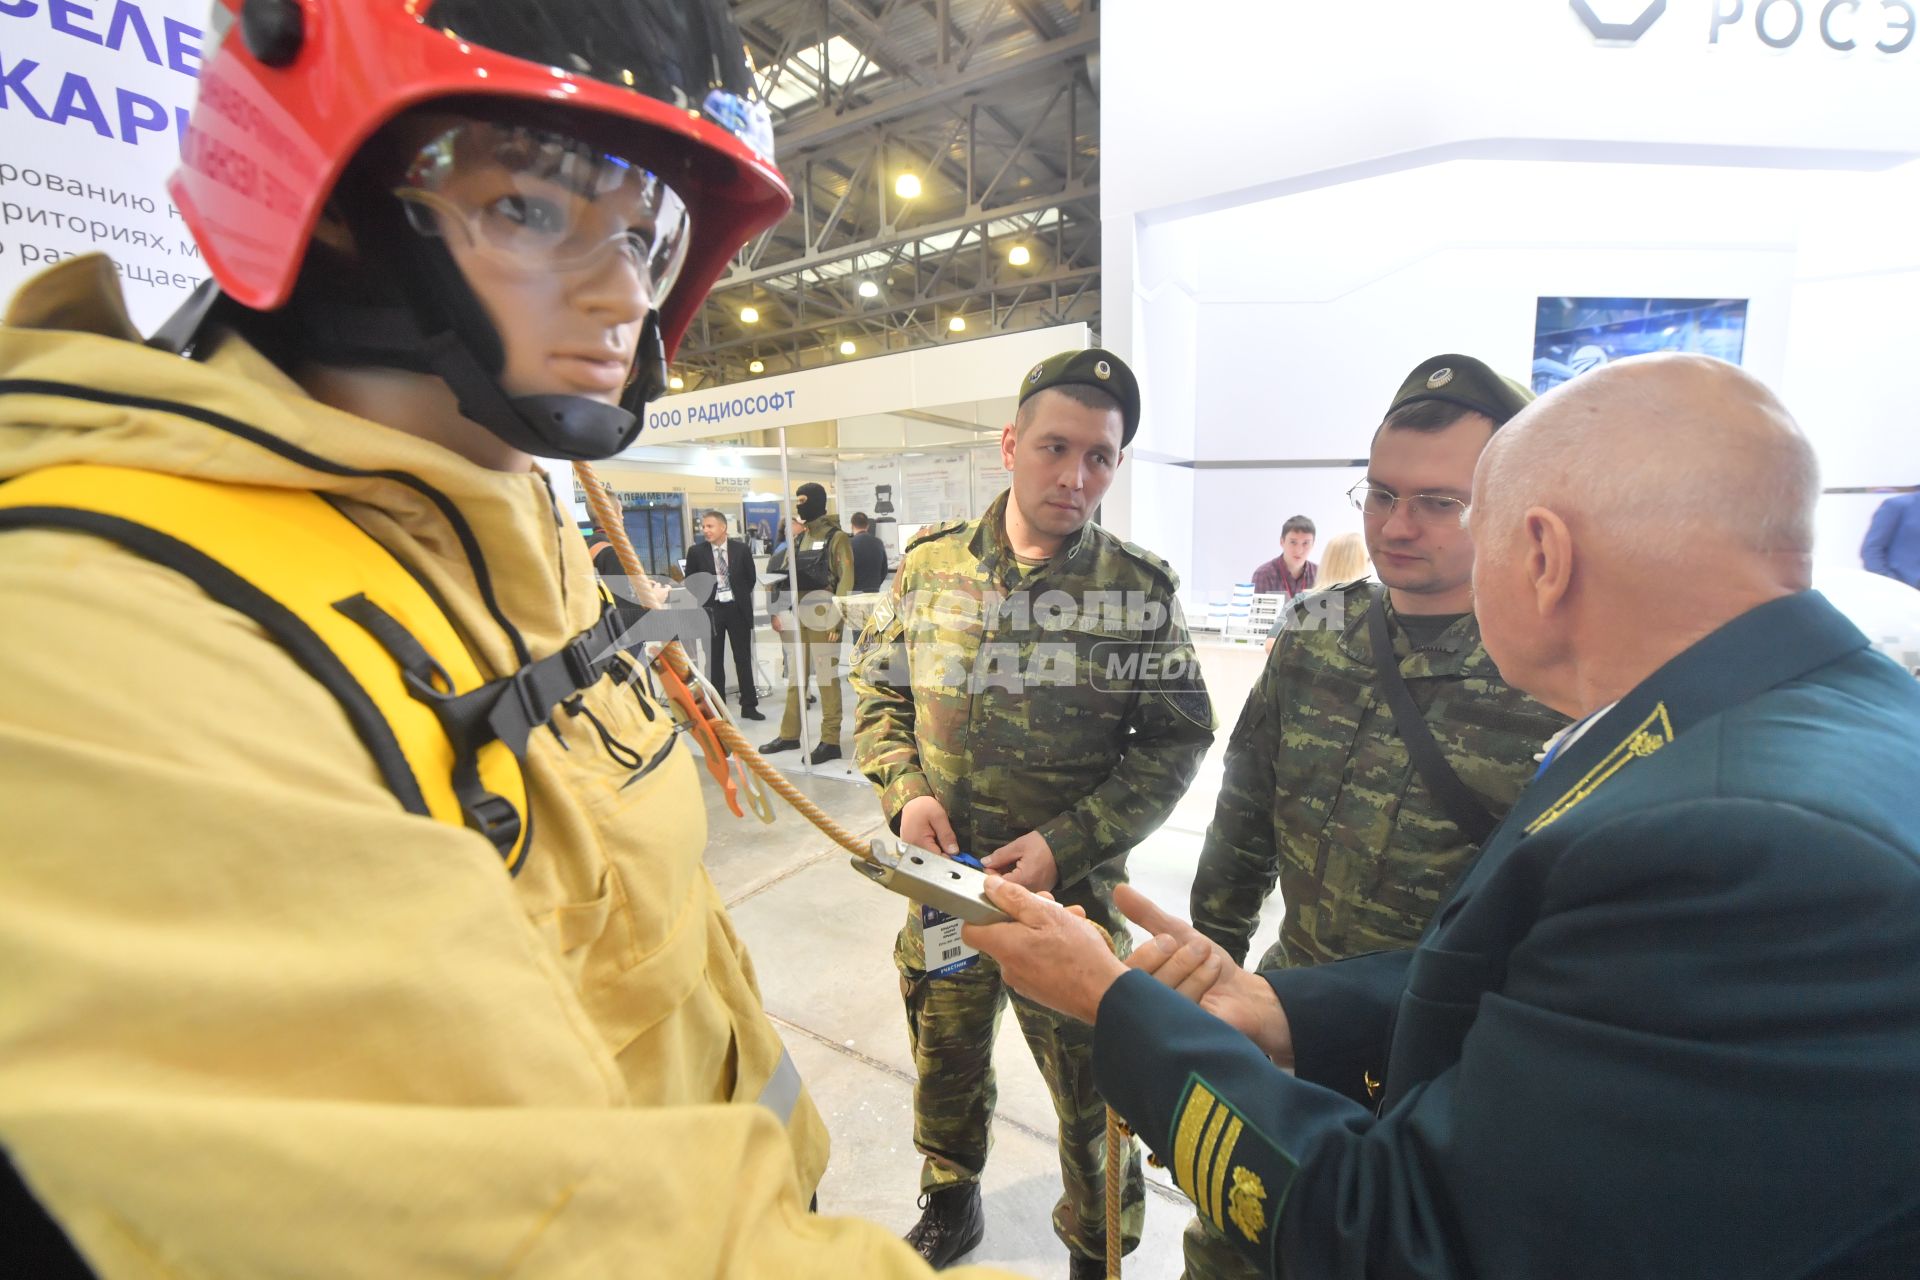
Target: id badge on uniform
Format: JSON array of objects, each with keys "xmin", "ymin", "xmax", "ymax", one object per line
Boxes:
[{"xmin": 918, "ymin": 852, "xmax": 985, "ymax": 978}]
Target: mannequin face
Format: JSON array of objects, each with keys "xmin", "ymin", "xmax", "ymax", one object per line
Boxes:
[
  {"xmin": 398, "ymin": 114, "xmax": 678, "ymax": 405},
  {"xmin": 442, "ymin": 221, "xmax": 650, "ymax": 406}
]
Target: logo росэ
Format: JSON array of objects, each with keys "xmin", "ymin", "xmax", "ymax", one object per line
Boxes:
[{"xmin": 1570, "ymin": 0, "xmax": 1668, "ymax": 41}]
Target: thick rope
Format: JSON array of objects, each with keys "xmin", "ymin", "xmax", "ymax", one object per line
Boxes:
[
  {"xmin": 576, "ymin": 461, "xmax": 1125, "ymax": 1276},
  {"xmin": 575, "ymin": 464, "xmax": 872, "ymax": 859}
]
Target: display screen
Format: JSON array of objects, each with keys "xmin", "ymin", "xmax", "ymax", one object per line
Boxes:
[{"xmin": 1532, "ymin": 297, "xmax": 1748, "ymax": 394}]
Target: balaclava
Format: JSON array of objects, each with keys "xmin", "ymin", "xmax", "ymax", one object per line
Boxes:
[{"xmin": 796, "ymin": 483, "xmax": 827, "ymax": 522}]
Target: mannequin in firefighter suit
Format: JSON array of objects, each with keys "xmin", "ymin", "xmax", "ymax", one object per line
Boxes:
[{"xmin": 0, "ymin": 3, "xmax": 1015, "ymax": 1277}]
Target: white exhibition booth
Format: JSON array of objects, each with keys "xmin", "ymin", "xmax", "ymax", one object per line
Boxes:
[
  {"xmin": 1100, "ymin": 0, "xmax": 1920, "ymax": 623},
  {"xmin": 595, "ymin": 320, "xmax": 1087, "ymax": 557}
]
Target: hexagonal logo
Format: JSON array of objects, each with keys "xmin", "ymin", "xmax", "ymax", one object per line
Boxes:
[{"xmin": 1570, "ymin": 0, "xmax": 1667, "ymax": 43}]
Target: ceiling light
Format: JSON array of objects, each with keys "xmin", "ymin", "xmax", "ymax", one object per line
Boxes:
[
  {"xmin": 739, "ymin": 305, "xmax": 759, "ymax": 324},
  {"xmin": 857, "ymin": 279, "xmax": 879, "ymax": 299},
  {"xmin": 948, "ymin": 316, "xmax": 967, "ymax": 332},
  {"xmin": 748, "ymin": 359, "xmax": 765, "ymax": 373},
  {"xmin": 1007, "ymin": 244, "xmax": 1031, "ymax": 267},
  {"xmin": 839, "ymin": 340, "xmax": 857, "ymax": 355},
  {"xmin": 894, "ymin": 173, "xmax": 921, "ymax": 200},
  {"xmin": 668, "ymin": 374, "xmax": 685, "ymax": 390}
]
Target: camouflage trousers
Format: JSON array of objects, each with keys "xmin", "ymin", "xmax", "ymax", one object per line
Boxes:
[{"xmin": 894, "ymin": 917, "xmax": 1145, "ymax": 1261}]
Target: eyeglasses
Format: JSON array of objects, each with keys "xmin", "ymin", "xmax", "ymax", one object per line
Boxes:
[
  {"xmin": 1347, "ymin": 482, "xmax": 1469, "ymax": 524},
  {"xmin": 393, "ymin": 121, "xmax": 690, "ymax": 291}
]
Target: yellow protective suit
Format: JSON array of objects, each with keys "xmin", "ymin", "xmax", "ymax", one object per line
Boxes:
[{"xmin": 0, "ymin": 256, "xmax": 1010, "ymax": 1279}]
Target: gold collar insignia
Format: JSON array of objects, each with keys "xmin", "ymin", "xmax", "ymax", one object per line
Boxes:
[{"xmin": 1524, "ymin": 702, "xmax": 1675, "ymax": 835}]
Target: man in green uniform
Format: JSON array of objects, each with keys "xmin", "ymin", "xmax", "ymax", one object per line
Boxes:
[
  {"xmin": 763, "ymin": 481, "xmax": 857, "ymax": 764},
  {"xmin": 1182, "ymin": 354, "xmax": 1568, "ymax": 1280},
  {"xmin": 851, "ymin": 349, "xmax": 1215, "ymax": 1276}
]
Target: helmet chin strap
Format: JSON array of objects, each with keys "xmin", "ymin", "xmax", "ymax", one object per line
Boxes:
[
  {"xmin": 370, "ymin": 222, "xmax": 664, "ymax": 462},
  {"xmin": 408, "ymin": 312, "xmax": 663, "ymax": 462}
]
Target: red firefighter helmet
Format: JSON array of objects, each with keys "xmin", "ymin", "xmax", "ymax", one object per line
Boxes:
[{"xmin": 167, "ymin": 0, "xmax": 790, "ymax": 457}]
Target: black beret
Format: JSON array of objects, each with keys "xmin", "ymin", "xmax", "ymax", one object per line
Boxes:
[
  {"xmin": 1387, "ymin": 354, "xmax": 1534, "ymax": 427},
  {"xmin": 1017, "ymin": 347, "xmax": 1142, "ymax": 445}
]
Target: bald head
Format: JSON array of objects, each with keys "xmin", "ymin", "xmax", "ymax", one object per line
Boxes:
[
  {"xmin": 1469, "ymin": 354, "xmax": 1820, "ymax": 716},
  {"xmin": 1476, "ymin": 353, "xmax": 1818, "ymax": 568}
]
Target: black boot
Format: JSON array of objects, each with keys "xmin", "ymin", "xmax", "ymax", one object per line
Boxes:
[
  {"xmin": 1067, "ymin": 1253, "xmax": 1108, "ymax": 1279},
  {"xmin": 809, "ymin": 742, "xmax": 842, "ymax": 765},
  {"xmin": 904, "ymin": 1183, "xmax": 984, "ymax": 1268},
  {"xmin": 760, "ymin": 736, "xmax": 800, "ymax": 753}
]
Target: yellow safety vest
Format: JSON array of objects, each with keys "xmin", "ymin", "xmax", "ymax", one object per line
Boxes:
[{"xmin": 0, "ymin": 464, "xmax": 639, "ymax": 873}]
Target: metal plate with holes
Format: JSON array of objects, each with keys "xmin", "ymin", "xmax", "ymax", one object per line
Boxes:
[{"xmin": 851, "ymin": 836, "xmax": 1012, "ymax": 925}]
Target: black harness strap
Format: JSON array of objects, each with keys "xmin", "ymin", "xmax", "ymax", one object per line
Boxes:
[
  {"xmin": 333, "ymin": 597, "xmax": 634, "ymax": 851},
  {"xmin": 1366, "ymin": 586, "xmax": 1499, "ymax": 847},
  {"xmin": 331, "ymin": 593, "xmax": 522, "ymax": 859}
]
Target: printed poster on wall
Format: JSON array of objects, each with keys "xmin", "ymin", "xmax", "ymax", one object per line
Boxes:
[
  {"xmin": 742, "ymin": 499, "xmax": 782, "ymax": 555},
  {"xmin": 835, "ymin": 456, "xmax": 903, "ymax": 557},
  {"xmin": 0, "ymin": 1, "xmax": 212, "ymax": 332},
  {"xmin": 901, "ymin": 452, "xmax": 972, "ymax": 525},
  {"xmin": 970, "ymin": 447, "xmax": 1011, "ymax": 512}
]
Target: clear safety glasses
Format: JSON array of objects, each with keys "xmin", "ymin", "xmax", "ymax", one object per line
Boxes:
[{"xmin": 394, "ymin": 121, "xmax": 691, "ymax": 299}]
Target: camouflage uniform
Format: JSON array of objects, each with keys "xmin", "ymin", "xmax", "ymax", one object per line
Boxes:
[
  {"xmin": 1182, "ymin": 579, "xmax": 1568, "ymax": 1280},
  {"xmin": 850, "ymin": 489, "xmax": 1215, "ymax": 1263},
  {"xmin": 777, "ymin": 512, "xmax": 856, "ymax": 743}
]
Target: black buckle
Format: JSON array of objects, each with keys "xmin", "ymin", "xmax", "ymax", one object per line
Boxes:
[
  {"xmin": 498, "ymin": 665, "xmax": 549, "ymax": 756},
  {"xmin": 563, "ymin": 636, "xmax": 598, "ymax": 690},
  {"xmin": 465, "ymin": 791, "xmax": 523, "ymax": 853}
]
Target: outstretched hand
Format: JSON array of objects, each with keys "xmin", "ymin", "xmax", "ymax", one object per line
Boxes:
[
  {"xmin": 1113, "ymin": 885, "xmax": 1294, "ymax": 1066},
  {"xmin": 962, "ymin": 877, "xmax": 1125, "ymax": 1025}
]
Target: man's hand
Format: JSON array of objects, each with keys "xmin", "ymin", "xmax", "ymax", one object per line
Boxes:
[
  {"xmin": 980, "ymin": 830, "xmax": 1058, "ymax": 892},
  {"xmin": 770, "ymin": 612, "xmax": 784, "ymax": 634},
  {"xmin": 1115, "ymin": 886, "xmax": 1294, "ymax": 1066},
  {"xmin": 963, "ymin": 877, "xmax": 1125, "ymax": 1024},
  {"xmin": 898, "ymin": 795, "xmax": 960, "ymax": 856}
]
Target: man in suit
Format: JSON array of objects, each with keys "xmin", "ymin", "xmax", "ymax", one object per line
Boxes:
[
  {"xmin": 685, "ymin": 510, "xmax": 763, "ymax": 720},
  {"xmin": 966, "ymin": 352, "xmax": 1920, "ymax": 1279}
]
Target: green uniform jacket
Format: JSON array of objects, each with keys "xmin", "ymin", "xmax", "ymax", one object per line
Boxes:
[
  {"xmin": 1190, "ymin": 581, "xmax": 1567, "ymax": 968},
  {"xmin": 1096, "ymin": 590, "xmax": 1920, "ymax": 1279},
  {"xmin": 850, "ymin": 491, "xmax": 1214, "ymax": 935}
]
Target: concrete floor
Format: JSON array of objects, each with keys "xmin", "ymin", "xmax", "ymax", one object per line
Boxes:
[{"xmin": 702, "ymin": 637, "xmax": 1283, "ymax": 1279}]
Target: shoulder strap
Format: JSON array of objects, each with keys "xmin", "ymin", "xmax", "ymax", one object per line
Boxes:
[
  {"xmin": 0, "ymin": 464, "xmax": 533, "ymax": 873},
  {"xmin": 1366, "ymin": 586, "xmax": 1497, "ymax": 846}
]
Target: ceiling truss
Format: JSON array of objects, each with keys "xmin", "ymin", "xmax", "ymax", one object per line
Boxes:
[{"xmin": 677, "ymin": 0, "xmax": 1100, "ymax": 391}]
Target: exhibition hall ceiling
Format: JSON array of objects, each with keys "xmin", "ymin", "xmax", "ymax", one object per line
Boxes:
[{"xmin": 675, "ymin": 0, "xmax": 1101, "ymax": 389}]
